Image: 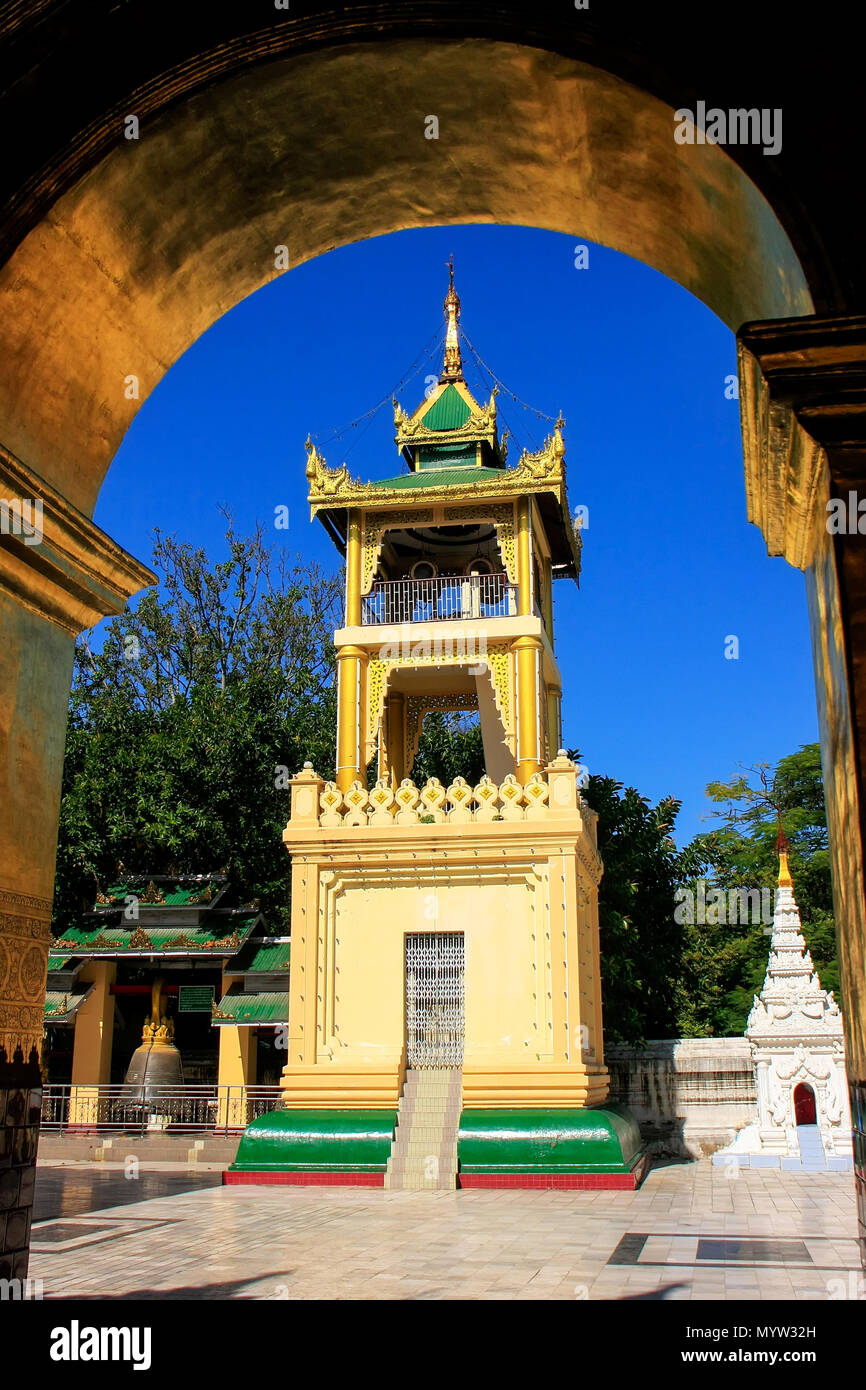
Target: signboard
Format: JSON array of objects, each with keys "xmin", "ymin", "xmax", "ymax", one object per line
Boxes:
[{"xmin": 178, "ymin": 985, "xmax": 215, "ymax": 1013}]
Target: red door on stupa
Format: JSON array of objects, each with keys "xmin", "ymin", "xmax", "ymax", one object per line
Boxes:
[{"xmin": 793, "ymin": 1082, "xmax": 817, "ymax": 1125}]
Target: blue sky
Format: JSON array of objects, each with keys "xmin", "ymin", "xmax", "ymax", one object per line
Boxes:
[{"xmin": 93, "ymin": 224, "xmax": 818, "ymax": 844}]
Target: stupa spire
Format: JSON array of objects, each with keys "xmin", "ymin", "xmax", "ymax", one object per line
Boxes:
[
  {"xmin": 440, "ymin": 255, "xmax": 463, "ymax": 383},
  {"xmin": 776, "ymin": 812, "xmax": 793, "ymax": 888}
]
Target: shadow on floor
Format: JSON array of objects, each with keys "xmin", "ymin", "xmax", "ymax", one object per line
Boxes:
[
  {"xmin": 45, "ymin": 1274, "xmax": 295, "ymax": 1301},
  {"xmin": 34, "ymin": 1167, "xmax": 223, "ymax": 1222}
]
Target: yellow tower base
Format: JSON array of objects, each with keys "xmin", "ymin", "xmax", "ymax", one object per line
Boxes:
[{"xmin": 278, "ymin": 755, "xmax": 608, "ymax": 1111}]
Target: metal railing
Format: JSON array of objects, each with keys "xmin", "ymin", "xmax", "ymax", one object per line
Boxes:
[
  {"xmin": 361, "ymin": 573, "xmax": 517, "ymax": 625},
  {"xmin": 40, "ymin": 1083, "xmax": 284, "ymax": 1135}
]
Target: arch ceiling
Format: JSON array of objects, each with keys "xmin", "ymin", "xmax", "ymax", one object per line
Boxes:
[{"xmin": 0, "ymin": 40, "xmax": 810, "ymax": 516}]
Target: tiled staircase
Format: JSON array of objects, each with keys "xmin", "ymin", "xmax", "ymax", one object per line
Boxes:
[
  {"xmin": 796, "ymin": 1123, "xmax": 827, "ymax": 1169},
  {"xmin": 384, "ymin": 1068, "xmax": 462, "ymax": 1191}
]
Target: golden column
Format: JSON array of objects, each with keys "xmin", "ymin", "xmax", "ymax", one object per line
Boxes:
[
  {"xmin": 514, "ymin": 497, "xmax": 543, "ymax": 784},
  {"xmin": 69, "ymin": 961, "xmax": 116, "ymax": 1126},
  {"xmin": 217, "ymin": 970, "xmax": 257, "ymax": 1129},
  {"xmin": 336, "ymin": 512, "xmax": 368, "ymax": 791}
]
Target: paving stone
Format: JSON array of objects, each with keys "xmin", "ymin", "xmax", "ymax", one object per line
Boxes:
[{"xmin": 26, "ymin": 1159, "xmax": 861, "ymax": 1301}]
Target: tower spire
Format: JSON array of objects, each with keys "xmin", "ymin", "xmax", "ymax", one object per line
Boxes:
[
  {"xmin": 440, "ymin": 255, "xmax": 463, "ymax": 383},
  {"xmin": 776, "ymin": 809, "xmax": 793, "ymax": 888}
]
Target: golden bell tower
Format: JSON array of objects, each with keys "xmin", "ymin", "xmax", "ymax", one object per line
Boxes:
[
  {"xmin": 228, "ymin": 267, "xmax": 646, "ymax": 1190},
  {"xmin": 307, "ymin": 257, "xmax": 577, "ymax": 795}
]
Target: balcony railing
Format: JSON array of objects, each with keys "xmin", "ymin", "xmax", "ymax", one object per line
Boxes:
[
  {"xmin": 40, "ymin": 1083, "xmax": 284, "ymax": 1134},
  {"xmin": 361, "ymin": 573, "xmax": 517, "ymax": 625}
]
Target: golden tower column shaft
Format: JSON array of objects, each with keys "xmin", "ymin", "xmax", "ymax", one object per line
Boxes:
[
  {"xmin": 336, "ymin": 513, "xmax": 367, "ymax": 791},
  {"xmin": 336, "ymin": 646, "xmax": 367, "ymax": 791},
  {"xmin": 514, "ymin": 498, "xmax": 542, "ymax": 783}
]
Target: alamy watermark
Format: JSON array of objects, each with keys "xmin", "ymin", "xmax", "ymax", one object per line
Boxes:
[
  {"xmin": 1, "ymin": 1277, "xmax": 43, "ymax": 1300},
  {"xmin": 674, "ymin": 879, "xmax": 774, "ymax": 927},
  {"xmin": 674, "ymin": 103, "xmax": 782, "ymax": 157},
  {"xmin": 827, "ymin": 492, "xmax": 866, "ymax": 534},
  {"xmin": 378, "ymin": 623, "xmax": 488, "ymax": 677},
  {"xmin": 0, "ymin": 496, "xmax": 43, "ymax": 545}
]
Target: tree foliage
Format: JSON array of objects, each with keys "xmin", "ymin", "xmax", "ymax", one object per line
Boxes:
[
  {"xmin": 54, "ymin": 519, "xmax": 340, "ymax": 934},
  {"xmin": 676, "ymin": 744, "xmax": 837, "ymax": 1036},
  {"xmin": 578, "ymin": 767, "xmax": 710, "ymax": 1043},
  {"xmin": 412, "ymin": 711, "xmax": 486, "ymax": 789}
]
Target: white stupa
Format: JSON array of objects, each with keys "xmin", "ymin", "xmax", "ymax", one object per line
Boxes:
[{"xmin": 713, "ymin": 841, "xmax": 853, "ymax": 1170}]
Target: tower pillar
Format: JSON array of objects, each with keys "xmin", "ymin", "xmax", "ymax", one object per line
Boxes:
[
  {"xmin": 335, "ymin": 645, "xmax": 367, "ymax": 791},
  {"xmin": 513, "ymin": 634, "xmax": 543, "ymax": 784}
]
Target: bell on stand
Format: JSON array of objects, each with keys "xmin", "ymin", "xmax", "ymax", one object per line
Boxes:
[{"xmin": 123, "ymin": 978, "xmax": 183, "ymax": 1119}]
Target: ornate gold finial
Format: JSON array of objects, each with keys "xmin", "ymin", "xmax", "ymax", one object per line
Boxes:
[
  {"xmin": 142, "ymin": 976, "xmax": 174, "ymax": 1043},
  {"xmin": 440, "ymin": 255, "xmax": 463, "ymax": 383},
  {"xmin": 776, "ymin": 814, "xmax": 793, "ymax": 887},
  {"xmin": 553, "ymin": 414, "xmax": 566, "ymax": 460}
]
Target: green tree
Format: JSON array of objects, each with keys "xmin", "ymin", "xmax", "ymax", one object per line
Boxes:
[
  {"xmin": 578, "ymin": 766, "xmax": 710, "ymax": 1043},
  {"xmin": 412, "ymin": 711, "xmax": 486, "ymax": 789},
  {"xmin": 53, "ymin": 518, "xmax": 340, "ymax": 934},
  {"xmin": 675, "ymin": 744, "xmax": 837, "ymax": 1036}
]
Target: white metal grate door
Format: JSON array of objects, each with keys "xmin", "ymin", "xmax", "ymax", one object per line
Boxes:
[{"xmin": 405, "ymin": 932, "xmax": 465, "ymax": 1067}]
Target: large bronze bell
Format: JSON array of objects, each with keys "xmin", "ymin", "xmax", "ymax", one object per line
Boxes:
[{"xmin": 123, "ymin": 978, "xmax": 183, "ymax": 1101}]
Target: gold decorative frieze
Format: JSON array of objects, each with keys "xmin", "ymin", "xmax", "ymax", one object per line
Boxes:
[
  {"xmin": 366, "ymin": 642, "xmax": 512, "ymax": 745},
  {"xmin": 737, "ymin": 340, "xmax": 828, "ymax": 570},
  {"xmin": 0, "ymin": 445, "xmax": 156, "ymax": 635},
  {"xmin": 305, "ymin": 427, "xmax": 578, "ymax": 583},
  {"xmin": 0, "ymin": 884, "xmax": 52, "ymax": 1059}
]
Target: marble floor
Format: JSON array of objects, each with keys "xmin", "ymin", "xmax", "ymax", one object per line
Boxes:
[{"xmin": 28, "ymin": 1159, "xmax": 863, "ymax": 1301}]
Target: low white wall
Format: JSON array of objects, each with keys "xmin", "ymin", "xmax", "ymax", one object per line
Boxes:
[{"xmin": 606, "ymin": 1038, "xmax": 757, "ymax": 1158}]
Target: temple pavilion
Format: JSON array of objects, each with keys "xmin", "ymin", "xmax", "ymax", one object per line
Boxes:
[{"xmin": 45, "ymin": 874, "xmax": 288, "ymax": 1091}]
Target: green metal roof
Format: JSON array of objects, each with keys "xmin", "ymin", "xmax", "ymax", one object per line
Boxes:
[
  {"xmin": 96, "ymin": 876, "xmax": 225, "ymax": 908},
  {"xmin": 420, "ymin": 384, "xmax": 471, "ymax": 431},
  {"xmin": 370, "ymin": 466, "xmax": 508, "ymax": 492},
  {"xmin": 225, "ymin": 939, "xmax": 291, "ymax": 973},
  {"xmin": 44, "ymin": 987, "xmax": 93, "ymax": 1023},
  {"xmin": 51, "ymin": 912, "xmax": 260, "ymax": 956},
  {"xmin": 212, "ymin": 989, "xmax": 289, "ymax": 1025},
  {"xmin": 417, "ymin": 444, "xmax": 478, "ymax": 469},
  {"xmin": 47, "ymin": 954, "xmax": 74, "ymax": 971}
]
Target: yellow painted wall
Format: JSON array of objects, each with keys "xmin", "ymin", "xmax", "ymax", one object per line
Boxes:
[
  {"xmin": 71, "ymin": 961, "xmax": 116, "ymax": 1083},
  {"xmin": 325, "ymin": 874, "xmax": 540, "ymax": 1067},
  {"xmin": 282, "ymin": 763, "xmax": 609, "ymax": 1109}
]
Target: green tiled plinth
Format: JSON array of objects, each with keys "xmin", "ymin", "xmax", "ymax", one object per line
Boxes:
[
  {"xmin": 229, "ymin": 1109, "xmax": 397, "ymax": 1173},
  {"xmin": 458, "ymin": 1104, "xmax": 644, "ymax": 1174}
]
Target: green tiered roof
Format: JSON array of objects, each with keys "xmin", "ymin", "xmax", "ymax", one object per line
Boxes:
[
  {"xmin": 47, "ymin": 954, "xmax": 74, "ymax": 971},
  {"xmin": 304, "ymin": 264, "xmax": 582, "ymax": 580},
  {"xmin": 212, "ymin": 988, "xmax": 288, "ymax": 1025},
  {"xmin": 421, "ymin": 383, "xmax": 472, "ymax": 431},
  {"xmin": 369, "ymin": 465, "xmax": 504, "ymax": 492},
  {"xmin": 44, "ymin": 987, "xmax": 92, "ymax": 1022},
  {"xmin": 224, "ymin": 939, "xmax": 291, "ymax": 973},
  {"xmin": 52, "ymin": 911, "xmax": 260, "ymax": 956},
  {"xmin": 95, "ymin": 875, "xmax": 227, "ymax": 908}
]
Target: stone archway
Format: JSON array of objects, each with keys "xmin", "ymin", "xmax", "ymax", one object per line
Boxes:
[{"xmin": 1, "ymin": 28, "xmax": 864, "ymax": 1274}]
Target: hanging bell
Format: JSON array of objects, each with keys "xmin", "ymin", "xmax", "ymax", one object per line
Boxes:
[{"xmin": 123, "ymin": 977, "xmax": 183, "ymax": 1102}]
